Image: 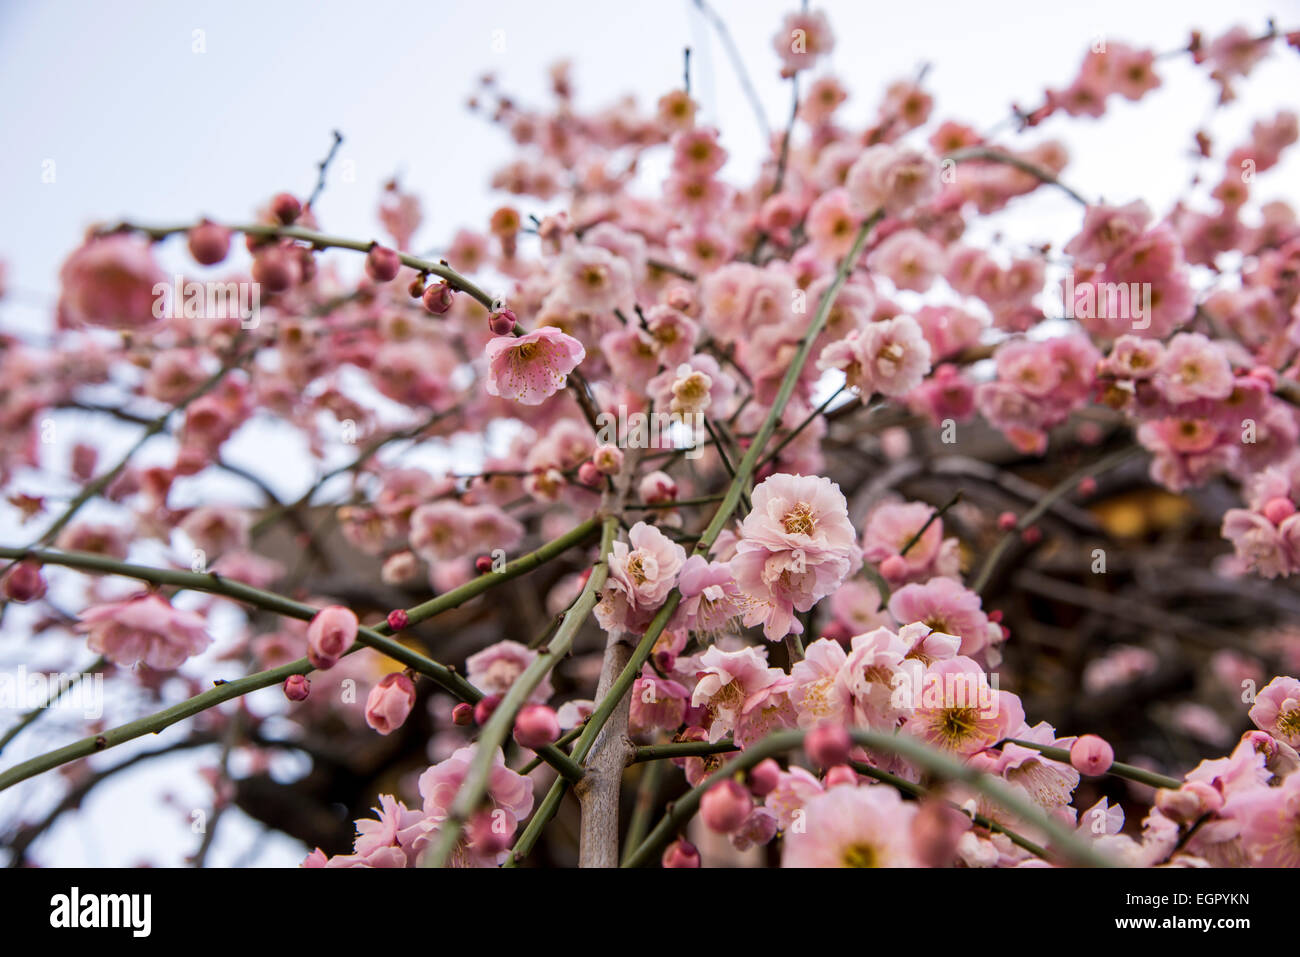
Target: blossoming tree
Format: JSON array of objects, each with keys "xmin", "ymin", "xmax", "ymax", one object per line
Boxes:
[{"xmin": 4, "ymin": 7, "xmax": 1300, "ymax": 869}]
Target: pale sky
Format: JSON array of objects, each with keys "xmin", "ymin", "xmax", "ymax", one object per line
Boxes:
[{"xmin": 0, "ymin": 0, "xmax": 1297, "ymax": 865}]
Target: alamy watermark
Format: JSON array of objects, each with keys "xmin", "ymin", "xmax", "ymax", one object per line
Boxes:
[
  {"xmin": 0, "ymin": 666, "xmax": 103, "ymax": 719},
  {"xmin": 1060, "ymin": 271, "xmax": 1152, "ymax": 330},
  {"xmin": 152, "ymin": 274, "xmax": 260, "ymax": 328},
  {"xmin": 594, "ymin": 407, "xmax": 707, "ymax": 460}
]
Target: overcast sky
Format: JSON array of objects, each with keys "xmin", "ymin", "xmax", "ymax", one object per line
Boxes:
[{"xmin": 0, "ymin": 0, "xmax": 1297, "ymax": 866}]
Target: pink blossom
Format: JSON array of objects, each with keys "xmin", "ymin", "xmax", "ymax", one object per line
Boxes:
[
  {"xmin": 365, "ymin": 672, "xmax": 417, "ymax": 735},
  {"xmin": 691, "ymin": 645, "xmax": 782, "ymax": 743},
  {"xmin": 781, "ymin": 784, "xmax": 920, "ymax": 867},
  {"xmin": 901, "ymin": 657, "xmax": 1024, "ymax": 755},
  {"xmin": 888, "ymin": 578, "xmax": 997, "ymax": 657},
  {"xmin": 1248, "ymin": 675, "xmax": 1300, "ymax": 747},
  {"xmin": 670, "ymin": 555, "xmax": 748, "ymax": 639},
  {"xmin": 845, "ymin": 144, "xmax": 941, "ymax": 218},
  {"xmin": 772, "ymin": 9, "xmax": 835, "ymax": 76},
  {"xmin": 819, "ymin": 315, "xmax": 932, "ymax": 398},
  {"xmin": 1153, "ymin": 333, "xmax": 1234, "ymax": 404},
  {"xmin": 78, "ymin": 594, "xmax": 212, "ymax": 670},
  {"xmin": 789, "ymin": 637, "xmax": 851, "ymax": 728},
  {"xmin": 484, "ymin": 326, "xmax": 586, "ymax": 406},
  {"xmin": 731, "ymin": 473, "xmax": 859, "ymax": 640},
  {"xmin": 465, "ymin": 640, "xmax": 552, "ymax": 704},
  {"xmin": 58, "ymin": 235, "xmax": 165, "ymax": 330},
  {"xmin": 596, "ymin": 521, "xmax": 687, "ymax": 634}
]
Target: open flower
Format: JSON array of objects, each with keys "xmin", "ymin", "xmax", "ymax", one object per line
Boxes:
[
  {"xmin": 781, "ymin": 784, "xmax": 920, "ymax": 867},
  {"xmin": 730, "ymin": 473, "xmax": 858, "ymax": 640},
  {"xmin": 484, "ymin": 326, "xmax": 586, "ymax": 405},
  {"xmin": 78, "ymin": 593, "xmax": 211, "ymax": 669}
]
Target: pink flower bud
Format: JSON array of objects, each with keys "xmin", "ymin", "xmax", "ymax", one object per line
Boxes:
[
  {"xmin": 513, "ymin": 703, "xmax": 561, "ymax": 749},
  {"xmin": 700, "ymin": 779, "xmax": 752, "ymax": 833},
  {"xmin": 1077, "ymin": 476, "xmax": 1098, "ymax": 496},
  {"xmin": 283, "ymin": 674, "xmax": 310, "ymax": 701},
  {"xmin": 251, "ymin": 247, "xmax": 294, "ymax": 293},
  {"xmin": 824, "ymin": 764, "xmax": 858, "ymax": 788},
  {"xmin": 997, "ymin": 511, "xmax": 1018, "ymax": 531},
  {"xmin": 1069, "ymin": 734, "xmax": 1114, "ymax": 775},
  {"xmin": 474, "ymin": 694, "xmax": 502, "ymax": 726},
  {"xmin": 270, "ymin": 192, "xmax": 301, "ymax": 225},
  {"xmin": 638, "ymin": 470, "xmax": 678, "ymax": 504},
  {"xmin": 422, "ymin": 281, "xmax": 455, "ymax": 315},
  {"xmin": 1020, "ymin": 524, "xmax": 1043, "ymax": 545},
  {"xmin": 187, "ymin": 220, "xmax": 232, "ymax": 265},
  {"xmin": 1263, "ymin": 497, "xmax": 1297, "ymax": 525},
  {"xmin": 661, "ymin": 838, "xmax": 701, "ymax": 868},
  {"xmin": 365, "ymin": 244, "xmax": 402, "ymax": 282},
  {"xmin": 577, "ymin": 461, "xmax": 603, "ymax": 487},
  {"xmin": 387, "ymin": 608, "xmax": 410, "ymax": 630},
  {"xmin": 451, "ymin": 702, "xmax": 475, "ymax": 726},
  {"xmin": 911, "ymin": 799, "xmax": 968, "ymax": 868},
  {"xmin": 488, "ymin": 309, "xmax": 517, "ymax": 336},
  {"xmin": 879, "ymin": 554, "xmax": 908, "ymax": 582},
  {"xmin": 805, "ymin": 723, "xmax": 852, "ymax": 769},
  {"xmin": 306, "ymin": 604, "xmax": 357, "ymax": 670},
  {"xmin": 2, "ymin": 559, "xmax": 46, "ymax": 603},
  {"xmin": 748, "ymin": 758, "xmax": 782, "ymax": 797},
  {"xmin": 475, "ymin": 555, "xmax": 495, "ymax": 574},
  {"xmin": 365, "ymin": 672, "xmax": 417, "ymax": 735}
]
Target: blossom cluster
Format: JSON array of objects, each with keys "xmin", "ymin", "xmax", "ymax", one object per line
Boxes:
[{"xmin": 6, "ymin": 6, "xmax": 1300, "ymax": 870}]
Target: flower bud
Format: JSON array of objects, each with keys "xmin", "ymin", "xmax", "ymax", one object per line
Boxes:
[
  {"xmin": 387, "ymin": 608, "xmax": 410, "ymax": 630},
  {"xmin": 451, "ymin": 702, "xmax": 475, "ymax": 726},
  {"xmin": 270, "ymin": 192, "xmax": 302, "ymax": 225},
  {"xmin": 187, "ymin": 220, "xmax": 232, "ymax": 265},
  {"xmin": 422, "ymin": 281, "xmax": 455, "ymax": 315},
  {"xmin": 1263, "ymin": 497, "xmax": 1296, "ymax": 525},
  {"xmin": 879, "ymin": 554, "xmax": 908, "ymax": 582},
  {"xmin": 474, "ymin": 693, "xmax": 502, "ymax": 726},
  {"xmin": 824, "ymin": 764, "xmax": 858, "ymax": 787},
  {"xmin": 997, "ymin": 511, "xmax": 1018, "ymax": 531},
  {"xmin": 365, "ymin": 672, "xmax": 417, "ymax": 735},
  {"xmin": 911, "ymin": 799, "xmax": 968, "ymax": 868},
  {"xmin": 577, "ymin": 461, "xmax": 603, "ymax": 487},
  {"xmin": 365, "ymin": 244, "xmax": 402, "ymax": 282},
  {"xmin": 283, "ymin": 674, "xmax": 310, "ymax": 701},
  {"xmin": 488, "ymin": 309, "xmax": 517, "ymax": 336},
  {"xmin": 661, "ymin": 838, "xmax": 700, "ymax": 868},
  {"xmin": 475, "ymin": 555, "xmax": 494, "ymax": 574},
  {"xmin": 2, "ymin": 559, "xmax": 46, "ymax": 603},
  {"xmin": 805, "ymin": 723, "xmax": 852, "ymax": 769},
  {"xmin": 513, "ymin": 703, "xmax": 561, "ymax": 749},
  {"xmin": 251, "ymin": 247, "xmax": 294, "ymax": 293},
  {"xmin": 748, "ymin": 758, "xmax": 782, "ymax": 797},
  {"xmin": 700, "ymin": 779, "xmax": 752, "ymax": 834},
  {"xmin": 1070, "ymin": 734, "xmax": 1114, "ymax": 775},
  {"xmin": 306, "ymin": 605, "xmax": 358, "ymax": 670}
]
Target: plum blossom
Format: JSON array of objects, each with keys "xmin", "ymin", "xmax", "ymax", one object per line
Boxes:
[
  {"xmin": 730, "ymin": 473, "xmax": 859, "ymax": 640},
  {"xmin": 484, "ymin": 326, "xmax": 586, "ymax": 405},
  {"xmin": 77, "ymin": 594, "xmax": 212, "ymax": 669},
  {"xmin": 781, "ymin": 784, "xmax": 920, "ymax": 867}
]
